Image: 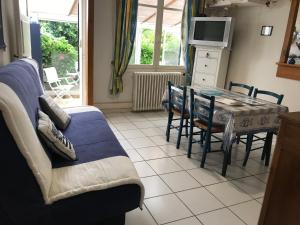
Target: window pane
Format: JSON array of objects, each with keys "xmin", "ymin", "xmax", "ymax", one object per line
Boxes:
[
  {"xmin": 164, "ymin": 0, "xmax": 184, "ymax": 9},
  {"xmin": 139, "ymin": 0, "xmax": 157, "ymax": 6},
  {"xmin": 160, "ymin": 9, "xmax": 183, "ymax": 66},
  {"xmin": 130, "ymin": 5, "xmax": 157, "ymax": 65}
]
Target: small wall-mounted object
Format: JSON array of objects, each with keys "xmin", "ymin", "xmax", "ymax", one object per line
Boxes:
[
  {"xmin": 261, "ymin": 26, "xmax": 273, "ymax": 36},
  {"xmin": 0, "ymin": 0, "xmax": 6, "ymax": 50}
]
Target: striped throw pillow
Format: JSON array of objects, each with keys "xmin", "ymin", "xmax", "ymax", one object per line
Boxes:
[
  {"xmin": 39, "ymin": 95, "xmax": 71, "ymax": 130},
  {"xmin": 37, "ymin": 111, "xmax": 77, "ymax": 161}
]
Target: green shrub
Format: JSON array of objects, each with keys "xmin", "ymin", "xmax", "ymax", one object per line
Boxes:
[
  {"xmin": 41, "ymin": 21, "xmax": 78, "ymax": 49},
  {"xmin": 41, "ymin": 33, "xmax": 78, "ymax": 76}
]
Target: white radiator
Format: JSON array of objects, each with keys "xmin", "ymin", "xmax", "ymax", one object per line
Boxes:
[{"xmin": 132, "ymin": 72, "xmax": 183, "ymax": 111}]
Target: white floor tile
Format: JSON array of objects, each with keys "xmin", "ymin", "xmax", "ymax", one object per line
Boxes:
[
  {"xmin": 128, "ymin": 137, "xmax": 156, "ymax": 149},
  {"xmin": 119, "ymin": 139, "xmax": 134, "ymax": 150},
  {"xmin": 255, "ymin": 173, "xmax": 269, "ymax": 184},
  {"xmin": 108, "ymin": 112, "xmax": 269, "ymax": 225},
  {"xmin": 136, "ymin": 147, "xmax": 168, "ymax": 160},
  {"xmin": 108, "ymin": 116, "xmax": 130, "ymax": 124},
  {"xmin": 125, "ymin": 207, "xmax": 157, "ymax": 225},
  {"xmin": 232, "ymin": 176, "xmax": 266, "ymax": 199},
  {"xmin": 113, "ymin": 130, "xmax": 126, "ymax": 140},
  {"xmin": 145, "ymin": 194, "xmax": 192, "ymax": 225},
  {"xmin": 125, "ymin": 114, "xmax": 147, "ymax": 122},
  {"xmin": 141, "ymin": 127, "xmax": 165, "ymax": 137},
  {"xmin": 256, "ymin": 197, "xmax": 264, "ymax": 204},
  {"xmin": 126, "ymin": 149, "xmax": 144, "ymax": 162},
  {"xmin": 197, "ymin": 208, "xmax": 244, "ymax": 225},
  {"xmin": 172, "ymin": 155, "xmax": 200, "ymax": 170},
  {"xmin": 212, "ymin": 164, "xmax": 251, "ymax": 180},
  {"xmin": 151, "ymin": 119, "xmax": 168, "ymax": 127},
  {"xmin": 133, "ymin": 121, "xmax": 156, "ymax": 129},
  {"xmin": 236, "ymin": 159, "xmax": 269, "ymax": 175},
  {"xmin": 141, "ymin": 176, "xmax": 172, "ymax": 198},
  {"xmin": 147, "ymin": 158, "xmax": 183, "ymax": 175},
  {"xmin": 150, "ymin": 136, "xmax": 170, "ymax": 146},
  {"xmin": 134, "ymin": 161, "xmax": 156, "ymax": 178},
  {"xmin": 165, "ymin": 217, "xmax": 202, "ymax": 225},
  {"xmin": 229, "ymin": 200, "xmax": 262, "ymax": 225},
  {"xmin": 187, "ymin": 168, "xmax": 227, "ymax": 186},
  {"xmin": 160, "ymin": 171, "xmax": 201, "ymax": 192},
  {"xmin": 206, "ymin": 182, "xmax": 252, "ymax": 206},
  {"xmin": 159, "ymin": 145, "xmax": 187, "ymax": 157},
  {"xmin": 177, "ymin": 187, "xmax": 224, "ymax": 215},
  {"xmin": 121, "ymin": 129, "xmax": 146, "ymax": 139},
  {"xmin": 115, "ymin": 122, "xmax": 137, "ymax": 131}
]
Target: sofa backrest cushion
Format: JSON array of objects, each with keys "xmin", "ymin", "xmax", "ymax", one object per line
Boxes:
[
  {"xmin": 0, "ymin": 60, "xmax": 52, "ymax": 205},
  {"xmin": 0, "ymin": 59, "xmax": 44, "ymax": 128}
]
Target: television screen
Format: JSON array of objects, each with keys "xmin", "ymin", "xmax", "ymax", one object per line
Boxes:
[{"xmin": 194, "ymin": 21, "xmax": 226, "ymax": 42}]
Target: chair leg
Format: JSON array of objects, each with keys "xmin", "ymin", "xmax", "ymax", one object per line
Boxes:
[
  {"xmin": 227, "ymin": 145, "xmax": 232, "ymax": 165},
  {"xmin": 185, "ymin": 118, "xmax": 189, "ymax": 138},
  {"xmin": 187, "ymin": 122, "xmax": 194, "ymax": 158},
  {"xmin": 200, "ymin": 130, "xmax": 204, "ymax": 146},
  {"xmin": 243, "ymin": 134, "xmax": 254, "ymax": 167},
  {"xmin": 166, "ymin": 112, "xmax": 173, "ymax": 142},
  {"xmin": 264, "ymin": 132, "xmax": 274, "ymax": 166},
  {"xmin": 261, "ymin": 148, "xmax": 266, "ymax": 161},
  {"xmin": 236, "ymin": 135, "xmax": 240, "ymax": 144},
  {"xmin": 176, "ymin": 116, "xmax": 185, "ymax": 149},
  {"xmin": 201, "ymin": 133, "xmax": 210, "ymax": 168},
  {"xmin": 222, "ymin": 150, "xmax": 229, "ymax": 177}
]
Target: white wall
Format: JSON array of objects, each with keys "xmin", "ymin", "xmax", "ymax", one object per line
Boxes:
[{"xmin": 227, "ymin": 0, "xmax": 300, "ymax": 111}]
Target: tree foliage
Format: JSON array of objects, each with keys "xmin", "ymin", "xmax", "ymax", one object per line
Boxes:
[
  {"xmin": 41, "ymin": 33, "xmax": 77, "ymax": 76},
  {"xmin": 41, "ymin": 21, "xmax": 78, "ymax": 48},
  {"xmin": 140, "ymin": 29, "xmax": 154, "ymax": 64},
  {"xmin": 40, "ymin": 21, "xmax": 78, "ymax": 76}
]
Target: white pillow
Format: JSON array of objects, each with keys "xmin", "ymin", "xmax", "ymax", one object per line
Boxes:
[
  {"xmin": 39, "ymin": 95, "xmax": 71, "ymax": 130},
  {"xmin": 37, "ymin": 111, "xmax": 77, "ymax": 161}
]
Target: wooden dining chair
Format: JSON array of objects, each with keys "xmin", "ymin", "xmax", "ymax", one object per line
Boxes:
[
  {"xmin": 229, "ymin": 82, "xmax": 255, "ymax": 144},
  {"xmin": 242, "ymin": 88, "xmax": 284, "ymax": 167},
  {"xmin": 166, "ymin": 81, "xmax": 189, "ymax": 149},
  {"xmin": 229, "ymin": 81, "xmax": 254, "ymax": 96},
  {"xmin": 187, "ymin": 88, "xmax": 224, "ymax": 169}
]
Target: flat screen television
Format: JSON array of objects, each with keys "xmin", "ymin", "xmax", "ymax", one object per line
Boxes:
[{"xmin": 189, "ymin": 17, "xmax": 234, "ymax": 48}]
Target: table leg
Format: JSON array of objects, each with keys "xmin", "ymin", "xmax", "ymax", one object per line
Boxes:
[{"xmin": 264, "ymin": 132, "xmax": 274, "ymax": 166}]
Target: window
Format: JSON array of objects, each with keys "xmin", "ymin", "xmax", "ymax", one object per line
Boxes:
[{"xmin": 130, "ymin": 0, "xmax": 184, "ymax": 67}]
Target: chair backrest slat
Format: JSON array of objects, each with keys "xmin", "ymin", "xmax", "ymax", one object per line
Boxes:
[
  {"xmin": 167, "ymin": 81, "xmax": 187, "ymax": 114},
  {"xmin": 253, "ymin": 88, "xmax": 284, "ymax": 105},
  {"xmin": 190, "ymin": 88, "xmax": 215, "ymax": 131},
  {"xmin": 229, "ymin": 81, "xmax": 254, "ymax": 96}
]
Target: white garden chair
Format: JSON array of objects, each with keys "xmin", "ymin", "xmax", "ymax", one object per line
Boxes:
[{"xmin": 43, "ymin": 67, "xmax": 76, "ymax": 99}]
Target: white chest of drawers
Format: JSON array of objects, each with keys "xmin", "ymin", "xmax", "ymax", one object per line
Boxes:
[{"xmin": 191, "ymin": 46, "xmax": 231, "ymax": 88}]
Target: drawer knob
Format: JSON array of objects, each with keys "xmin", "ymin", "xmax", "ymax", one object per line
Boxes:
[
  {"xmin": 206, "ymin": 53, "xmax": 210, "ymax": 57},
  {"xmin": 202, "ymin": 78, "xmax": 206, "ymax": 81},
  {"xmin": 205, "ymin": 64, "xmax": 208, "ymax": 67}
]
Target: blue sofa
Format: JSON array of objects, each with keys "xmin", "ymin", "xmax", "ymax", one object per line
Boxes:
[{"xmin": 0, "ymin": 59, "xmax": 144, "ymax": 225}]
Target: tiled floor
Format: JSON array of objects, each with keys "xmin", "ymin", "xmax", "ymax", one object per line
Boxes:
[{"xmin": 103, "ymin": 111, "xmax": 272, "ymax": 225}]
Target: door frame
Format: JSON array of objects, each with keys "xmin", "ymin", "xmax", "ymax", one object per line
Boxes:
[{"xmin": 86, "ymin": 0, "xmax": 94, "ymax": 105}]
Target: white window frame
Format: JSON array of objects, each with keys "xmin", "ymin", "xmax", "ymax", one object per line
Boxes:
[{"xmin": 128, "ymin": 0, "xmax": 185, "ymax": 71}]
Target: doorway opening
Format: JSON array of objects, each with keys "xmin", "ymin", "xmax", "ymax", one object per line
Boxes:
[{"xmin": 24, "ymin": 0, "xmax": 86, "ymax": 107}]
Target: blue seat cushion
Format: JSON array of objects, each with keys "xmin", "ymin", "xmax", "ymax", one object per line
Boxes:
[{"xmin": 52, "ymin": 110, "xmax": 128, "ymax": 168}]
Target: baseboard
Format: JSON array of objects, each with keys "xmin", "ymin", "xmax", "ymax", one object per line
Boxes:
[{"xmin": 94, "ymin": 102, "xmax": 132, "ymax": 111}]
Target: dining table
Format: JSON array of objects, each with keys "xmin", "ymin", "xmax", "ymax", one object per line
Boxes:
[{"xmin": 162, "ymin": 85, "xmax": 289, "ymax": 176}]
